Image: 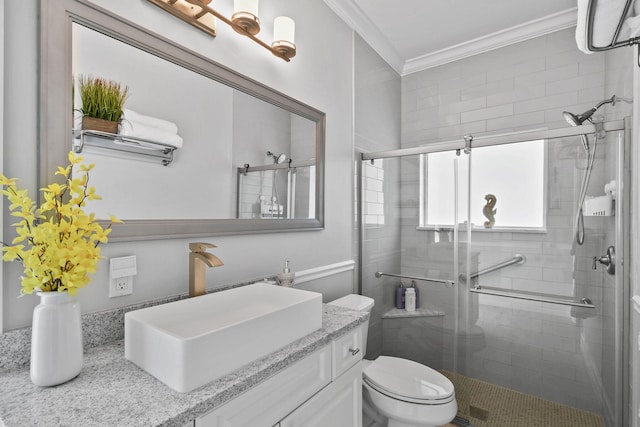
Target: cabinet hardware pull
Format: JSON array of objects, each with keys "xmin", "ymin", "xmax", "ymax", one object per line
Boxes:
[{"xmin": 349, "ymin": 347, "xmax": 360, "ymax": 356}]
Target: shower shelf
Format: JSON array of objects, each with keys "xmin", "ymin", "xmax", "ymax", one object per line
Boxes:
[{"xmin": 72, "ymin": 129, "xmax": 177, "ymax": 166}]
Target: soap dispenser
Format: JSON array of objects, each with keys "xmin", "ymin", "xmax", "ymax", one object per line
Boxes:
[{"xmin": 277, "ymin": 260, "xmax": 295, "ymax": 287}]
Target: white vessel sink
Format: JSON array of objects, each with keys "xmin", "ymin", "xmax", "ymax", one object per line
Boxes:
[{"xmin": 124, "ymin": 283, "xmax": 322, "ymax": 392}]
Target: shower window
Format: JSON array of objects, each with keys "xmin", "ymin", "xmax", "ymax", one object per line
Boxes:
[{"xmin": 420, "ymin": 139, "xmax": 546, "ymax": 230}]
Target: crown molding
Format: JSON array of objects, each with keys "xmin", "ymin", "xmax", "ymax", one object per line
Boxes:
[
  {"xmin": 402, "ymin": 7, "xmax": 578, "ymax": 75},
  {"xmin": 323, "ymin": 0, "xmax": 404, "ymax": 74},
  {"xmin": 324, "ymin": 0, "xmax": 577, "ymax": 76}
]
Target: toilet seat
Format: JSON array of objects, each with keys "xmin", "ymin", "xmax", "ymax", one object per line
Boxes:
[{"xmin": 363, "ymin": 356, "xmax": 455, "ymax": 405}]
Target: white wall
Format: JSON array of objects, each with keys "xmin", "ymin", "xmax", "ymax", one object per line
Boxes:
[{"xmin": 3, "ymin": 0, "xmax": 355, "ymax": 330}]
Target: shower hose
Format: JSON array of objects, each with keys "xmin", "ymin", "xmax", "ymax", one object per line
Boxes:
[{"xmin": 574, "ymin": 132, "xmax": 599, "ymax": 245}]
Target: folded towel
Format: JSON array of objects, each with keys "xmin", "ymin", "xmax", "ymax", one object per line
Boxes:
[
  {"xmin": 576, "ymin": 0, "xmax": 639, "ymax": 53},
  {"xmin": 122, "ymin": 108, "xmax": 179, "ymax": 134},
  {"xmin": 120, "ymin": 120, "xmax": 184, "ymax": 149}
]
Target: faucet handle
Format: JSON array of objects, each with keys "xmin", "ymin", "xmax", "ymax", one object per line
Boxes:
[{"xmin": 190, "ymin": 242, "xmax": 217, "ymax": 252}]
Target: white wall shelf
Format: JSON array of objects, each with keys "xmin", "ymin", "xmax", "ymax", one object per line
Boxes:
[{"xmin": 72, "ymin": 129, "xmax": 177, "ymax": 166}]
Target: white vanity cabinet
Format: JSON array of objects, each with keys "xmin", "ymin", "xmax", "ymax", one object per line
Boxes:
[
  {"xmin": 195, "ymin": 325, "xmax": 363, "ymax": 427},
  {"xmin": 278, "ymin": 363, "xmax": 362, "ymax": 427}
]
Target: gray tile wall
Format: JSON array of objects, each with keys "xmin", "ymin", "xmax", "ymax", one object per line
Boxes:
[
  {"xmin": 396, "ymin": 27, "xmax": 633, "ymax": 418},
  {"xmin": 354, "ymin": 33, "xmax": 402, "ymax": 359}
]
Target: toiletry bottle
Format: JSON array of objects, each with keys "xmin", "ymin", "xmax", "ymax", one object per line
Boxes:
[
  {"xmin": 405, "ymin": 288, "xmax": 416, "ymax": 312},
  {"xmin": 396, "ymin": 283, "xmax": 406, "ymax": 309},
  {"xmin": 411, "ymin": 281, "xmax": 419, "ymax": 308}
]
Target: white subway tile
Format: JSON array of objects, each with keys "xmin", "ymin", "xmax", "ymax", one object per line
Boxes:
[
  {"xmin": 578, "ymin": 57, "xmax": 606, "ymax": 75},
  {"xmin": 437, "ymin": 120, "xmax": 486, "ymax": 139},
  {"xmin": 514, "ymin": 64, "xmax": 579, "ymax": 88},
  {"xmin": 514, "ymin": 92, "xmax": 578, "ymax": 114},
  {"xmin": 486, "ymin": 111, "xmax": 545, "ymax": 131},
  {"xmin": 486, "ymin": 58, "xmax": 546, "ymax": 83},
  {"xmin": 462, "ymin": 79, "xmax": 515, "ymax": 101},
  {"xmin": 578, "ymin": 85, "xmax": 606, "ymax": 104},
  {"xmin": 438, "ymin": 97, "xmax": 487, "ymax": 115},
  {"xmin": 461, "ymin": 104, "xmax": 513, "ymax": 123}
]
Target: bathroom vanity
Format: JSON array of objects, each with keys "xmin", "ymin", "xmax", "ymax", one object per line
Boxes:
[
  {"xmin": 195, "ymin": 324, "xmax": 363, "ymax": 426},
  {"xmin": 0, "ymin": 306, "xmax": 366, "ymax": 426}
]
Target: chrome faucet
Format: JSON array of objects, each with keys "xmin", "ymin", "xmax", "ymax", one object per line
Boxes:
[{"xmin": 189, "ymin": 242, "xmax": 224, "ymax": 297}]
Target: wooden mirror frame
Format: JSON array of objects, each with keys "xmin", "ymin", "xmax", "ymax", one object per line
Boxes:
[{"xmin": 40, "ymin": 0, "xmax": 325, "ymax": 241}]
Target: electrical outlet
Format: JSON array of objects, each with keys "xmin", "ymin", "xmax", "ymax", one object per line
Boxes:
[
  {"xmin": 109, "ymin": 256, "xmax": 136, "ymax": 298},
  {"xmin": 109, "ymin": 276, "xmax": 133, "ymax": 298}
]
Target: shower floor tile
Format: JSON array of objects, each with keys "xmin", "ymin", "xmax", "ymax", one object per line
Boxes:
[{"xmin": 439, "ymin": 370, "xmax": 604, "ymax": 427}]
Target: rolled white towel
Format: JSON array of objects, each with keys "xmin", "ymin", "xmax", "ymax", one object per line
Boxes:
[
  {"xmin": 122, "ymin": 108, "xmax": 179, "ymax": 134},
  {"xmin": 120, "ymin": 120, "xmax": 184, "ymax": 149}
]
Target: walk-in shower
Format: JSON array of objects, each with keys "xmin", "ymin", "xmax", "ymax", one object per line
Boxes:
[{"xmin": 358, "ymin": 118, "xmax": 630, "ymax": 426}]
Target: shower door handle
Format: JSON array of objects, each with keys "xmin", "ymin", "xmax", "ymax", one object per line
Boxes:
[{"xmin": 593, "ymin": 246, "xmax": 615, "ymax": 275}]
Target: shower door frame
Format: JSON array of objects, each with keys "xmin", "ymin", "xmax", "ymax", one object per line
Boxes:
[{"xmin": 359, "ymin": 117, "xmax": 630, "ymax": 426}]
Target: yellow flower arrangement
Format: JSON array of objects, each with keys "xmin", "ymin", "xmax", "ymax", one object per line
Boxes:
[{"xmin": 0, "ymin": 151, "xmax": 121, "ymax": 296}]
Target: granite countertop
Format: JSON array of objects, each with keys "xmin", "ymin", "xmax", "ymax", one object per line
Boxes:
[{"xmin": 0, "ymin": 305, "xmax": 367, "ymax": 427}]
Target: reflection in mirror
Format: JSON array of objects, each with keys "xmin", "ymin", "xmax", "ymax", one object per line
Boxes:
[
  {"xmin": 41, "ymin": 0, "xmax": 324, "ymax": 240},
  {"xmin": 71, "ymin": 23, "xmax": 318, "ymax": 221},
  {"xmin": 237, "ymin": 161, "xmax": 315, "ymax": 219}
]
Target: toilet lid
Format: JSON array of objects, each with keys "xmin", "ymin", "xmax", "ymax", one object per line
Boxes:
[{"xmin": 363, "ymin": 356, "xmax": 454, "ymax": 402}]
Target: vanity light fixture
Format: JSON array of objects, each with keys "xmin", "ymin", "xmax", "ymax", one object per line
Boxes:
[{"xmin": 146, "ymin": 0, "xmax": 297, "ymax": 61}]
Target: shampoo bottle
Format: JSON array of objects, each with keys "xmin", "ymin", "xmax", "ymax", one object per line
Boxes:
[
  {"xmin": 396, "ymin": 284, "xmax": 406, "ymax": 309},
  {"xmin": 405, "ymin": 287, "xmax": 416, "ymax": 312}
]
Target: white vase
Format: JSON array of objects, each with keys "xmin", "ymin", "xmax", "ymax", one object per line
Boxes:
[{"xmin": 30, "ymin": 291, "xmax": 83, "ymax": 387}]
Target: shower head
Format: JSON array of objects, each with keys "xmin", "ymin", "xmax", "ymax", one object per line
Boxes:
[
  {"xmin": 562, "ymin": 110, "xmax": 590, "ymax": 127},
  {"xmin": 266, "ymin": 151, "xmax": 288, "ymax": 164},
  {"xmin": 562, "ymin": 95, "xmax": 617, "ymax": 126}
]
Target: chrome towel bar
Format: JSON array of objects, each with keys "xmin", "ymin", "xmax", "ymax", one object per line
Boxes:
[
  {"xmin": 374, "ymin": 271, "xmax": 454, "ymax": 287},
  {"xmin": 460, "ymin": 254, "xmax": 526, "ymax": 281},
  {"xmin": 470, "ymin": 285, "xmax": 595, "ymax": 309}
]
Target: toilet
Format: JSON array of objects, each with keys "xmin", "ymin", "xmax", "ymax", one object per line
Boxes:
[{"xmin": 329, "ymin": 294, "xmax": 457, "ymax": 427}]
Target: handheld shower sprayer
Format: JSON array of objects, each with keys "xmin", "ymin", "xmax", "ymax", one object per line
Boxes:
[{"xmin": 563, "ymin": 94, "xmax": 618, "ymax": 246}]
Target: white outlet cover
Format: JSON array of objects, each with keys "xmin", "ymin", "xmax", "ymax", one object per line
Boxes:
[{"xmin": 109, "ymin": 276, "xmax": 133, "ymax": 298}]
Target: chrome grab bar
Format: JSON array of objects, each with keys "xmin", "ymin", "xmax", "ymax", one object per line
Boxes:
[
  {"xmin": 460, "ymin": 254, "xmax": 526, "ymax": 281},
  {"xmin": 470, "ymin": 285, "xmax": 595, "ymax": 308},
  {"xmin": 374, "ymin": 271, "xmax": 454, "ymax": 287}
]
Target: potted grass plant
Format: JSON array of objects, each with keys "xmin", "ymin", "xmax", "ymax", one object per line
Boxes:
[{"xmin": 77, "ymin": 74, "xmax": 129, "ymax": 134}]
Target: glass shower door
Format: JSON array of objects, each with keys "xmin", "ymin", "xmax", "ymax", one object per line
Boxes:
[
  {"xmin": 359, "ymin": 151, "xmax": 463, "ymax": 365},
  {"xmin": 457, "ymin": 129, "xmax": 626, "ymax": 427}
]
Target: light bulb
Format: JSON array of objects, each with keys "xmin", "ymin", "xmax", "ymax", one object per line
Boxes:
[
  {"xmin": 271, "ymin": 16, "xmax": 296, "ymax": 59},
  {"xmin": 232, "ymin": 0, "xmax": 260, "ymax": 35}
]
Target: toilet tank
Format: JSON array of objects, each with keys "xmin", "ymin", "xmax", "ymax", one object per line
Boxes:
[{"xmin": 328, "ymin": 294, "xmax": 375, "ymax": 350}]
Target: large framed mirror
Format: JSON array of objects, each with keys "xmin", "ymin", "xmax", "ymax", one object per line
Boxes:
[{"xmin": 41, "ymin": 0, "xmax": 325, "ymax": 241}]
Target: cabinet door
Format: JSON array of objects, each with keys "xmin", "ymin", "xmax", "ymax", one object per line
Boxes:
[
  {"xmin": 280, "ymin": 362, "xmax": 362, "ymax": 427},
  {"xmin": 332, "ymin": 326, "xmax": 363, "ymax": 380},
  {"xmin": 196, "ymin": 346, "xmax": 331, "ymax": 427}
]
